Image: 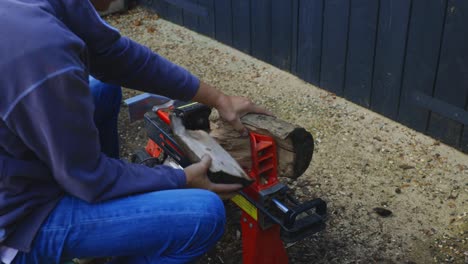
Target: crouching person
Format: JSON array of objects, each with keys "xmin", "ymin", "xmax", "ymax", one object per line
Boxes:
[{"xmin": 0, "ymin": 0, "xmax": 269, "ymax": 263}]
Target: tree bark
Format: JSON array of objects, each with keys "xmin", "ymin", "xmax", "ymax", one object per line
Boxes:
[{"xmin": 210, "ymin": 114, "xmax": 314, "ymax": 179}]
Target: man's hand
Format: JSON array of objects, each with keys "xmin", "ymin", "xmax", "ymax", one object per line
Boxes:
[
  {"xmin": 184, "ymin": 155, "xmax": 243, "ymax": 199},
  {"xmin": 192, "ymin": 81, "xmax": 272, "ymax": 135},
  {"xmin": 215, "ymin": 94, "xmax": 271, "ymax": 136}
]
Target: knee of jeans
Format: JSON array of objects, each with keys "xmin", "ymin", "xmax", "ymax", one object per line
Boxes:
[
  {"xmin": 192, "ymin": 191, "xmax": 226, "ymax": 252},
  {"xmin": 192, "ymin": 190, "xmax": 226, "ymax": 236},
  {"xmin": 201, "ymin": 190, "xmax": 226, "ymax": 222}
]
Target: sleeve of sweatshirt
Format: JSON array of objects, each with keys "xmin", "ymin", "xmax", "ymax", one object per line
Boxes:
[
  {"xmin": 4, "ymin": 67, "xmax": 187, "ymax": 203},
  {"xmin": 60, "ymin": 0, "xmax": 199, "ymax": 102}
]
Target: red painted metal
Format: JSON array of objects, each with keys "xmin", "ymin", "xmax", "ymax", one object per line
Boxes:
[
  {"xmin": 241, "ymin": 211, "xmax": 288, "ymax": 264},
  {"xmin": 156, "ymin": 109, "xmax": 171, "ymax": 124},
  {"xmin": 247, "ymin": 132, "xmax": 279, "ymax": 191},
  {"xmin": 241, "ymin": 132, "xmax": 288, "ymax": 264},
  {"xmin": 145, "ymin": 139, "xmax": 163, "ymax": 158}
]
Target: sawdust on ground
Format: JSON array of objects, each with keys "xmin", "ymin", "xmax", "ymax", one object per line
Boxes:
[{"xmin": 106, "ymin": 7, "xmax": 467, "ymax": 264}]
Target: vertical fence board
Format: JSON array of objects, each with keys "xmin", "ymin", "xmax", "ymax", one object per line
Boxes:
[
  {"xmin": 197, "ymin": 0, "xmax": 215, "ymax": 37},
  {"xmin": 320, "ymin": 0, "xmax": 350, "ymax": 96},
  {"xmin": 291, "ymin": 0, "xmax": 299, "ymax": 74},
  {"xmin": 370, "ymin": 0, "xmax": 412, "ymax": 119},
  {"xmin": 398, "ymin": 0, "xmax": 447, "ymax": 132},
  {"xmin": 297, "ymin": 0, "xmax": 324, "ymax": 85},
  {"xmin": 462, "ymin": 109, "xmax": 468, "ymax": 151},
  {"xmin": 460, "ymin": 13, "xmax": 468, "ymax": 153},
  {"xmin": 140, "ymin": 0, "xmax": 168, "ymax": 16},
  {"xmin": 183, "ymin": 11, "xmax": 198, "ymax": 31},
  {"xmin": 215, "ymin": 0, "xmax": 233, "ymax": 45},
  {"xmin": 182, "ymin": 0, "xmax": 199, "ymax": 31},
  {"xmin": 428, "ymin": 0, "xmax": 468, "ymax": 147},
  {"xmin": 232, "ymin": 0, "xmax": 251, "ymax": 54},
  {"xmin": 251, "ymin": 0, "xmax": 272, "ymax": 62},
  {"xmin": 343, "ymin": 0, "xmax": 379, "ymax": 107},
  {"xmin": 271, "ymin": 0, "xmax": 292, "ymax": 70},
  {"xmin": 167, "ymin": 3, "xmax": 184, "ymax": 25}
]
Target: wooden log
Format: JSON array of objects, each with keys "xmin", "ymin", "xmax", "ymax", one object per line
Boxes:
[
  {"xmin": 170, "ymin": 114, "xmax": 253, "ymax": 186},
  {"xmin": 210, "ymin": 114, "xmax": 314, "ymax": 179}
]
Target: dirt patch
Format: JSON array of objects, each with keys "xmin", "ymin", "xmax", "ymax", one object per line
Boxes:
[{"xmin": 107, "ymin": 7, "xmax": 467, "ymax": 264}]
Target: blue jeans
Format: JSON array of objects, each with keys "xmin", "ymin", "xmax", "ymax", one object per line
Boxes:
[
  {"xmin": 12, "ymin": 78, "xmax": 226, "ymax": 263},
  {"xmin": 89, "ymin": 76, "xmax": 122, "ymax": 159},
  {"xmin": 13, "ymin": 190, "xmax": 225, "ymax": 264}
]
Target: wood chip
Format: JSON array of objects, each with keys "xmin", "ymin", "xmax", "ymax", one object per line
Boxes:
[{"xmin": 373, "ymin": 207, "xmax": 393, "ymax": 217}]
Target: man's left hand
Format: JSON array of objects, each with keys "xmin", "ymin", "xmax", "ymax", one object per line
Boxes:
[
  {"xmin": 192, "ymin": 81, "xmax": 272, "ymax": 136},
  {"xmin": 214, "ymin": 94, "xmax": 272, "ymax": 136}
]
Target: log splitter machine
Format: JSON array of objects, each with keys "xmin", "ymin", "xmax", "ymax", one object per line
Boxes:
[{"xmin": 125, "ymin": 93, "xmax": 327, "ymax": 264}]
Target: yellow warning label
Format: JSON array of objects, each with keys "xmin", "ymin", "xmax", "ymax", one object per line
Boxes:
[{"xmin": 231, "ymin": 195, "xmax": 257, "ymax": 220}]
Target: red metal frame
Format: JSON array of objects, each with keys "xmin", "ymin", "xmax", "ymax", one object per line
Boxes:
[
  {"xmin": 156, "ymin": 109, "xmax": 171, "ymax": 124},
  {"xmin": 240, "ymin": 132, "xmax": 288, "ymax": 264},
  {"xmin": 248, "ymin": 133, "xmax": 279, "ymax": 190},
  {"xmin": 241, "ymin": 211, "xmax": 288, "ymax": 264},
  {"xmin": 145, "ymin": 139, "xmax": 163, "ymax": 158}
]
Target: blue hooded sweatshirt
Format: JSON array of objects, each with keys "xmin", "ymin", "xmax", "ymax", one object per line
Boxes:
[{"xmin": 0, "ymin": 0, "xmax": 200, "ymax": 252}]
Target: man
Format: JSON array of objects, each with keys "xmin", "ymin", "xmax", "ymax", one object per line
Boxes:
[{"xmin": 0, "ymin": 0, "xmax": 268, "ymax": 263}]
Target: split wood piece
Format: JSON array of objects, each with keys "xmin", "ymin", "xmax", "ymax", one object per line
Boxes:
[
  {"xmin": 170, "ymin": 114, "xmax": 253, "ymax": 186},
  {"xmin": 210, "ymin": 114, "xmax": 314, "ymax": 179}
]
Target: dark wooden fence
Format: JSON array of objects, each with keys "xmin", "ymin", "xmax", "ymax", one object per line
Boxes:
[{"xmin": 139, "ymin": 0, "xmax": 468, "ymax": 153}]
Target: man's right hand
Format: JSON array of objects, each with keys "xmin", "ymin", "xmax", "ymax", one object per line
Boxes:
[{"xmin": 184, "ymin": 155, "xmax": 243, "ymax": 199}]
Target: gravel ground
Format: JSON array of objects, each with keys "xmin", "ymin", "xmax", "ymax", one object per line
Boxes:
[{"xmin": 105, "ymin": 6, "xmax": 467, "ymax": 264}]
